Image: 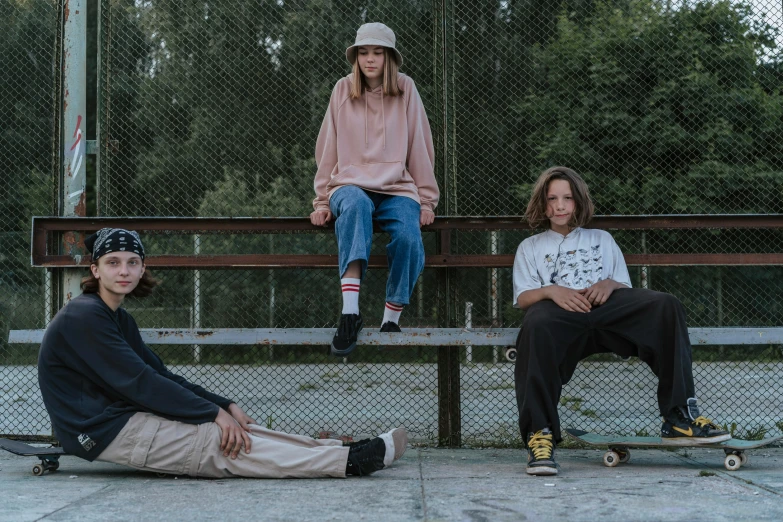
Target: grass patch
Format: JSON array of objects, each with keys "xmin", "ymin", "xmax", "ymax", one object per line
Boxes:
[
  {"xmin": 560, "ymin": 396, "xmax": 584, "ymax": 411},
  {"xmin": 462, "ymin": 424, "xmax": 524, "ymax": 449},
  {"xmin": 298, "ymin": 383, "xmax": 318, "ymax": 391},
  {"xmin": 721, "ymin": 422, "xmax": 770, "ymax": 440},
  {"xmin": 744, "ymin": 426, "xmax": 768, "ymax": 441},
  {"xmin": 698, "ymin": 470, "xmax": 716, "ymax": 477},
  {"xmin": 558, "ymin": 437, "xmax": 590, "ymax": 449},
  {"xmin": 581, "ymin": 409, "xmax": 598, "ymax": 418},
  {"xmin": 479, "ymin": 384, "xmax": 514, "ymax": 390}
]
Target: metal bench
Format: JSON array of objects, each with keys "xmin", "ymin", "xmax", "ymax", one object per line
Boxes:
[
  {"xmin": 9, "ymin": 214, "xmax": 782, "ymax": 445},
  {"xmin": 17, "ymin": 213, "xmax": 783, "ymax": 351}
]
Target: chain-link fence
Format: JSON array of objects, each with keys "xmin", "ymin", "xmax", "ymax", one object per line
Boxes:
[
  {"xmin": 0, "ymin": 0, "xmax": 60, "ymax": 438},
  {"xmin": 2, "ymin": 0, "xmax": 783, "ymax": 445}
]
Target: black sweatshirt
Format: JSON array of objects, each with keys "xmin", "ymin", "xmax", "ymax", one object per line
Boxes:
[{"xmin": 38, "ymin": 293, "xmax": 233, "ymax": 461}]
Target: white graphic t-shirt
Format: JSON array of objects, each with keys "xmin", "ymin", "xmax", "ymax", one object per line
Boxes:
[{"xmin": 512, "ymin": 227, "xmax": 632, "ymax": 307}]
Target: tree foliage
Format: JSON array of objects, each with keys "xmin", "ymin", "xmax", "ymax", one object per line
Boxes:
[
  {"xmin": 3, "ymin": 0, "xmax": 783, "ymax": 347},
  {"xmin": 513, "ymin": 0, "xmax": 783, "ymax": 214}
]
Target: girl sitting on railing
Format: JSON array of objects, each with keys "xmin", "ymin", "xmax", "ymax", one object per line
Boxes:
[{"xmin": 310, "ymin": 23, "xmax": 439, "ymax": 356}]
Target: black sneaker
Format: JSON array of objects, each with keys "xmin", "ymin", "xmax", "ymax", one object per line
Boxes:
[
  {"xmin": 526, "ymin": 428, "xmax": 558, "ymax": 476},
  {"xmin": 331, "ymin": 313, "xmax": 363, "ymax": 356},
  {"xmin": 349, "ymin": 428, "xmax": 407, "ymax": 466},
  {"xmin": 345, "ymin": 437, "xmax": 386, "ymax": 476},
  {"xmin": 378, "ymin": 322, "xmax": 402, "ymax": 352},
  {"xmin": 380, "ymin": 322, "xmax": 401, "ymax": 333},
  {"xmin": 348, "ymin": 438, "xmax": 372, "ymax": 449},
  {"xmin": 661, "ymin": 398, "xmax": 731, "ymax": 445}
]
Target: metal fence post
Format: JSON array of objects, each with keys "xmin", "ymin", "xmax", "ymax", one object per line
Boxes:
[
  {"xmin": 60, "ymin": 0, "xmax": 87, "ymax": 305},
  {"xmin": 435, "ymin": 0, "xmax": 461, "ymax": 447},
  {"xmin": 437, "ymin": 229, "xmax": 461, "ymax": 447}
]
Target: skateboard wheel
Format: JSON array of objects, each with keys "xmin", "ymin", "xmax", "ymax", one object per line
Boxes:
[
  {"xmin": 603, "ymin": 451, "xmax": 620, "ymax": 467},
  {"xmin": 504, "ymin": 348, "xmax": 517, "ymax": 363},
  {"xmin": 618, "ymin": 449, "xmax": 631, "ymax": 464},
  {"xmin": 32, "ymin": 464, "xmax": 45, "ymax": 476},
  {"xmin": 739, "ymin": 453, "xmax": 748, "ymax": 466},
  {"xmin": 724, "ymin": 454, "xmax": 741, "ymax": 471}
]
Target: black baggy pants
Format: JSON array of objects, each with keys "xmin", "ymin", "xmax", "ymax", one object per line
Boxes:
[{"xmin": 514, "ymin": 288, "xmax": 695, "ymax": 444}]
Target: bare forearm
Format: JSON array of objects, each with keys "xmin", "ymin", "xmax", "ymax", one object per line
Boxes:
[{"xmin": 516, "ymin": 287, "xmax": 552, "ymax": 310}]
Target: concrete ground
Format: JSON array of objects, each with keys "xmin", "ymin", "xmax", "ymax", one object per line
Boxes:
[{"xmin": 2, "ymin": 445, "xmax": 782, "ymax": 522}]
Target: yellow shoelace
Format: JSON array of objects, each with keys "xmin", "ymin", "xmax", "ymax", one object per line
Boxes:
[
  {"xmin": 529, "ymin": 431, "xmax": 554, "ymax": 460},
  {"xmin": 693, "ymin": 416, "xmax": 717, "ymax": 429}
]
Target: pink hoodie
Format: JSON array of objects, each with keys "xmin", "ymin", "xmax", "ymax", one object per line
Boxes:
[{"xmin": 313, "ymin": 73, "xmax": 439, "ymax": 212}]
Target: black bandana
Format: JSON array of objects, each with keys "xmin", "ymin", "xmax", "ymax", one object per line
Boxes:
[{"xmin": 85, "ymin": 228, "xmax": 145, "ymax": 262}]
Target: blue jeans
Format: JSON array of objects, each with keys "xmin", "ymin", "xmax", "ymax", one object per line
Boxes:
[{"xmin": 329, "ymin": 186, "xmax": 424, "ymax": 305}]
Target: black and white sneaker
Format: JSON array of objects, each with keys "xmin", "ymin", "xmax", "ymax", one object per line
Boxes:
[
  {"xmin": 379, "ymin": 427, "xmax": 408, "ymax": 465},
  {"xmin": 345, "ymin": 427, "xmax": 407, "ymax": 476},
  {"xmin": 348, "ymin": 428, "xmax": 407, "ymax": 462},
  {"xmin": 345, "ymin": 437, "xmax": 386, "ymax": 476},
  {"xmin": 526, "ymin": 428, "xmax": 558, "ymax": 476},
  {"xmin": 661, "ymin": 398, "xmax": 730, "ymax": 445},
  {"xmin": 330, "ymin": 313, "xmax": 363, "ymax": 356}
]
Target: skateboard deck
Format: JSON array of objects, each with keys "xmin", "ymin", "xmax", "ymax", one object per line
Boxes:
[
  {"xmin": 565, "ymin": 429, "xmax": 782, "ymax": 471},
  {"xmin": 0, "ymin": 438, "xmax": 67, "ymax": 476}
]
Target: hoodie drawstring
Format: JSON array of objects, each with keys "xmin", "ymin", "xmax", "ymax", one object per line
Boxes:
[
  {"xmin": 381, "ymin": 90, "xmax": 386, "ymax": 150},
  {"xmin": 364, "ymin": 94, "xmax": 368, "ymax": 147}
]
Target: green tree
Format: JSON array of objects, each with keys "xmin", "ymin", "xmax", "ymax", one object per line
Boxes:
[
  {"xmin": 513, "ymin": 0, "xmax": 783, "ymax": 214},
  {"xmin": 0, "ymin": 0, "xmax": 58, "ymax": 361}
]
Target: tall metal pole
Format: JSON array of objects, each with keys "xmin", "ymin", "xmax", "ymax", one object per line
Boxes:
[
  {"xmin": 464, "ymin": 302, "xmax": 473, "ymax": 363},
  {"xmin": 60, "ymin": 0, "xmax": 87, "ymax": 305},
  {"xmin": 193, "ymin": 234, "xmax": 202, "ymax": 363},
  {"xmin": 490, "ymin": 231, "xmax": 499, "ymax": 363},
  {"xmin": 267, "ymin": 235, "xmax": 275, "ymax": 362}
]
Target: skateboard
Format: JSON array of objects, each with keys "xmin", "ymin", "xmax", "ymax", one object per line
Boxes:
[
  {"xmin": 565, "ymin": 428, "xmax": 782, "ymax": 471},
  {"xmin": 0, "ymin": 438, "xmax": 68, "ymax": 476}
]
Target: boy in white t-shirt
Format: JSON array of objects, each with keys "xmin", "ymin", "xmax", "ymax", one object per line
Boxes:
[{"xmin": 513, "ymin": 167, "xmax": 729, "ymax": 476}]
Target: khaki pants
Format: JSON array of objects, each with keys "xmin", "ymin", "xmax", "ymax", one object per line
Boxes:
[{"xmin": 97, "ymin": 412, "xmax": 349, "ymax": 478}]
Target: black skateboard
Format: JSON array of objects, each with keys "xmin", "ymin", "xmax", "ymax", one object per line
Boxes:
[
  {"xmin": 0, "ymin": 438, "xmax": 68, "ymax": 476},
  {"xmin": 566, "ymin": 429, "xmax": 782, "ymax": 471}
]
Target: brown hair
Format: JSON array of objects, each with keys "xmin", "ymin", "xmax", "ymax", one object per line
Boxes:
[
  {"xmin": 525, "ymin": 166, "xmax": 594, "ymax": 230},
  {"xmin": 349, "ymin": 47, "xmax": 403, "ymax": 99},
  {"xmin": 81, "ymin": 264, "xmax": 159, "ymax": 298}
]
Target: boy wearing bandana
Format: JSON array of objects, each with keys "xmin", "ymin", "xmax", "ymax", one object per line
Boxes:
[{"xmin": 37, "ymin": 228, "xmax": 406, "ymax": 478}]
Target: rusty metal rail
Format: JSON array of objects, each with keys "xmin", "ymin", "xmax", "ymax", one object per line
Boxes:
[{"xmin": 31, "ymin": 215, "xmax": 783, "ymax": 268}]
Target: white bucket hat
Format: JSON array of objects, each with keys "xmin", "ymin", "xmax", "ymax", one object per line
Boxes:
[{"xmin": 346, "ymin": 23, "xmax": 403, "ymax": 67}]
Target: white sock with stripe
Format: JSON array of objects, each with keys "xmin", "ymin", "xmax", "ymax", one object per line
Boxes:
[
  {"xmin": 341, "ymin": 278, "xmax": 361, "ymax": 315},
  {"xmin": 382, "ymin": 302, "xmax": 403, "ymax": 325}
]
